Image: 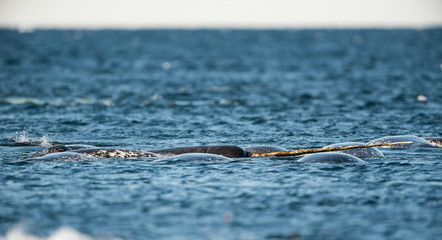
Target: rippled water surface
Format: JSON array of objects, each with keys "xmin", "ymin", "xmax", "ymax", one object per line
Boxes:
[{"xmin": 1, "ymin": 29, "xmax": 441, "ymax": 239}]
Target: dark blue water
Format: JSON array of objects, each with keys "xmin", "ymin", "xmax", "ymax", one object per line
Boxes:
[{"xmin": 0, "ymin": 29, "xmax": 441, "ymax": 240}]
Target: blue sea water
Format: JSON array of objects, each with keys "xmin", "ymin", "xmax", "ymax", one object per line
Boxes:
[{"xmin": 0, "ymin": 29, "xmax": 441, "ymax": 239}]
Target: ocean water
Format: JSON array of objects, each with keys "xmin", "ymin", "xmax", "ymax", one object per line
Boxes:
[{"xmin": 0, "ymin": 29, "xmax": 441, "ymax": 240}]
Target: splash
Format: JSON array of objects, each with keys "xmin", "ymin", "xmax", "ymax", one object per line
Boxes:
[
  {"xmin": 11, "ymin": 131, "xmax": 52, "ymax": 147},
  {"xmin": 14, "ymin": 130, "xmax": 31, "ymax": 143},
  {"xmin": 39, "ymin": 136, "xmax": 52, "ymax": 147}
]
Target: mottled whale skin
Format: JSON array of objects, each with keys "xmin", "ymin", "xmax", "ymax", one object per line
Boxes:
[
  {"xmin": 368, "ymin": 135, "xmax": 437, "ymax": 148},
  {"xmin": 72, "ymin": 148, "xmax": 157, "ymax": 158},
  {"xmin": 424, "ymin": 137, "xmax": 442, "ymax": 147},
  {"xmin": 151, "ymin": 145, "xmax": 247, "ymax": 158},
  {"xmin": 23, "ymin": 152, "xmax": 95, "ymax": 162},
  {"xmin": 323, "ymin": 142, "xmax": 384, "ymax": 158},
  {"xmin": 155, "ymin": 153, "xmax": 233, "ymax": 163},
  {"xmin": 42, "ymin": 145, "xmax": 157, "ymax": 158},
  {"xmin": 297, "ymin": 152, "xmax": 365, "ymax": 164},
  {"xmin": 244, "ymin": 146, "xmax": 288, "ymax": 157}
]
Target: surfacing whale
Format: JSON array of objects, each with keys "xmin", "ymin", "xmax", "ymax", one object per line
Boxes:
[
  {"xmin": 151, "ymin": 145, "xmax": 247, "ymax": 158},
  {"xmin": 323, "ymin": 142, "xmax": 384, "ymax": 158},
  {"xmin": 154, "ymin": 153, "xmax": 233, "ymax": 163},
  {"xmin": 424, "ymin": 137, "xmax": 442, "ymax": 147},
  {"xmin": 71, "ymin": 148, "xmax": 157, "ymax": 158},
  {"xmin": 244, "ymin": 146, "xmax": 289, "ymax": 157},
  {"xmin": 368, "ymin": 135, "xmax": 437, "ymax": 148},
  {"xmin": 297, "ymin": 152, "xmax": 365, "ymax": 164},
  {"xmin": 23, "ymin": 152, "xmax": 95, "ymax": 162},
  {"xmin": 43, "ymin": 144, "xmax": 95, "ymax": 153},
  {"xmin": 42, "ymin": 145, "xmax": 157, "ymax": 158}
]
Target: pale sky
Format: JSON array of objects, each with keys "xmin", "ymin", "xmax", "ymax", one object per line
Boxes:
[{"xmin": 0, "ymin": 0, "xmax": 441, "ymax": 29}]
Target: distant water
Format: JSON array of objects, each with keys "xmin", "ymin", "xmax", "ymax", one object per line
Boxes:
[{"xmin": 0, "ymin": 29, "xmax": 441, "ymax": 240}]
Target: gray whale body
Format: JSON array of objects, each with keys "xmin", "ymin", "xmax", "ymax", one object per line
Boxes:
[
  {"xmin": 155, "ymin": 153, "xmax": 233, "ymax": 163},
  {"xmin": 72, "ymin": 148, "xmax": 157, "ymax": 158},
  {"xmin": 244, "ymin": 145, "xmax": 288, "ymax": 157},
  {"xmin": 43, "ymin": 144, "xmax": 95, "ymax": 153},
  {"xmin": 368, "ymin": 135, "xmax": 436, "ymax": 148},
  {"xmin": 42, "ymin": 145, "xmax": 157, "ymax": 158},
  {"xmin": 152, "ymin": 145, "xmax": 247, "ymax": 158},
  {"xmin": 297, "ymin": 153, "xmax": 365, "ymax": 164},
  {"xmin": 23, "ymin": 152, "xmax": 95, "ymax": 162},
  {"xmin": 323, "ymin": 142, "xmax": 384, "ymax": 158}
]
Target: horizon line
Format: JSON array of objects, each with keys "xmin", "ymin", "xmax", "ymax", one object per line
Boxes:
[{"xmin": 2, "ymin": 23, "xmax": 442, "ymax": 32}]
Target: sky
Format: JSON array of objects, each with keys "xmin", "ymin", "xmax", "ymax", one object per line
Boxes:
[{"xmin": 0, "ymin": 0, "xmax": 441, "ymax": 29}]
